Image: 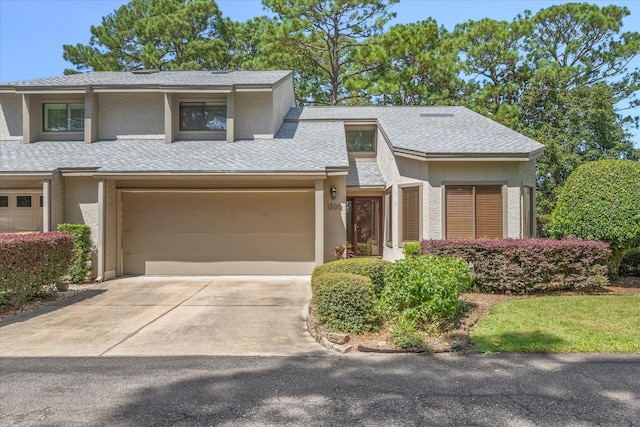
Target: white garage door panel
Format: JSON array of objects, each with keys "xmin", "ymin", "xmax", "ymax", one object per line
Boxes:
[
  {"xmin": 0, "ymin": 192, "xmax": 43, "ymax": 233},
  {"xmin": 122, "ymin": 191, "xmax": 316, "ymax": 275},
  {"xmin": 123, "ymin": 232, "xmax": 314, "ymax": 255}
]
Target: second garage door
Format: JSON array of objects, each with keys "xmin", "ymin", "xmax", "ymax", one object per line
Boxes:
[{"xmin": 121, "ymin": 190, "xmax": 315, "ymax": 275}]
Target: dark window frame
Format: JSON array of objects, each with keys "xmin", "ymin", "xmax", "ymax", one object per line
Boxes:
[
  {"xmin": 179, "ymin": 102, "xmax": 227, "ymax": 131},
  {"xmin": 16, "ymin": 195, "xmax": 33, "ymax": 208}
]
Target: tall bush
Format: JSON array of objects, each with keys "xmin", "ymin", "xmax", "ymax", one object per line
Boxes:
[
  {"xmin": 620, "ymin": 248, "xmax": 640, "ymax": 277},
  {"xmin": 549, "ymin": 160, "xmax": 640, "ymax": 281},
  {"xmin": 311, "ymin": 258, "xmax": 389, "ymax": 297},
  {"xmin": 421, "ymin": 238, "xmax": 610, "ymax": 293},
  {"xmin": 379, "ymin": 255, "xmax": 471, "ymax": 328},
  {"xmin": 311, "ymin": 273, "xmax": 380, "ymax": 334},
  {"xmin": 57, "ymin": 224, "xmax": 91, "ymax": 282},
  {"xmin": 0, "ymin": 233, "xmax": 74, "ymax": 306}
]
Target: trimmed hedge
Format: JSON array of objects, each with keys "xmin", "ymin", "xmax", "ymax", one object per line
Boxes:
[
  {"xmin": 57, "ymin": 224, "xmax": 91, "ymax": 282},
  {"xmin": 403, "ymin": 242, "xmax": 420, "ymax": 258},
  {"xmin": 311, "ymin": 258, "xmax": 389, "ymax": 297},
  {"xmin": 620, "ymin": 248, "xmax": 640, "ymax": 277},
  {"xmin": 0, "ymin": 232, "xmax": 74, "ymax": 306},
  {"xmin": 549, "ymin": 160, "xmax": 640, "ymax": 281},
  {"xmin": 379, "ymin": 255, "xmax": 472, "ymax": 327},
  {"xmin": 311, "ymin": 273, "xmax": 380, "ymax": 334},
  {"xmin": 420, "ymin": 239, "xmax": 610, "ymax": 293}
]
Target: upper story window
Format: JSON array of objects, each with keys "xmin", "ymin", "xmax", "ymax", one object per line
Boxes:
[
  {"xmin": 43, "ymin": 103, "xmax": 84, "ymax": 132},
  {"xmin": 345, "ymin": 126, "xmax": 376, "ymax": 154},
  {"xmin": 180, "ymin": 102, "xmax": 226, "ymax": 131}
]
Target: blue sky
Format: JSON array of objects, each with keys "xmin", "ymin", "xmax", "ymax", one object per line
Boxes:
[{"xmin": 1, "ymin": 0, "xmax": 638, "ymax": 143}]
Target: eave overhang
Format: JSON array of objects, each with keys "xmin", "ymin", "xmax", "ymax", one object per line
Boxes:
[{"xmin": 393, "ymin": 146, "xmax": 545, "ymax": 162}]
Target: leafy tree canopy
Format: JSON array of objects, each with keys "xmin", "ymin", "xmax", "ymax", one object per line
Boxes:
[
  {"xmin": 549, "ymin": 160, "xmax": 640, "ymax": 280},
  {"xmin": 259, "ymin": 0, "xmax": 398, "ymax": 105},
  {"xmin": 63, "ymin": 0, "xmax": 230, "ymax": 73}
]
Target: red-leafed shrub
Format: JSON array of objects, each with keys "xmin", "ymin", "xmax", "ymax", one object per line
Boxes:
[
  {"xmin": 0, "ymin": 232, "xmax": 74, "ymax": 306},
  {"xmin": 420, "ymin": 239, "xmax": 610, "ymax": 293}
]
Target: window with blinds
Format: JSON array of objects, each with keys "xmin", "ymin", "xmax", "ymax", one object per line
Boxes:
[
  {"xmin": 402, "ymin": 186, "xmax": 420, "ymax": 242},
  {"xmin": 385, "ymin": 189, "xmax": 392, "ymax": 246},
  {"xmin": 445, "ymin": 185, "xmax": 503, "ymax": 239}
]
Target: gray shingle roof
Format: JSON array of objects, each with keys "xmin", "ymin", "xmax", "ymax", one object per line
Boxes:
[
  {"xmin": 347, "ymin": 160, "xmax": 385, "ymax": 187},
  {"xmin": 1, "ymin": 71, "xmax": 292, "ymax": 89},
  {"xmin": 0, "ymin": 121, "xmax": 348, "ymax": 173},
  {"xmin": 286, "ymin": 106, "xmax": 544, "ymax": 157}
]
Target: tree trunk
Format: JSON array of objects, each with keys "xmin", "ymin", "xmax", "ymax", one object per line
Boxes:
[{"xmin": 609, "ymin": 247, "xmax": 629, "ymax": 283}]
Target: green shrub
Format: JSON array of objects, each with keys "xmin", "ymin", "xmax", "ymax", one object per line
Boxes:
[
  {"xmin": 390, "ymin": 317, "xmax": 424, "ymax": 349},
  {"xmin": 549, "ymin": 160, "xmax": 640, "ymax": 281},
  {"xmin": 311, "ymin": 273, "xmax": 380, "ymax": 334},
  {"xmin": 403, "ymin": 242, "xmax": 420, "ymax": 258},
  {"xmin": 312, "ymin": 258, "xmax": 389, "ymax": 297},
  {"xmin": 421, "ymin": 239, "xmax": 610, "ymax": 293},
  {"xmin": 379, "ymin": 255, "xmax": 471, "ymax": 328},
  {"xmin": 57, "ymin": 224, "xmax": 91, "ymax": 282},
  {"xmin": 0, "ymin": 232, "xmax": 74, "ymax": 307},
  {"xmin": 620, "ymin": 248, "xmax": 640, "ymax": 277}
]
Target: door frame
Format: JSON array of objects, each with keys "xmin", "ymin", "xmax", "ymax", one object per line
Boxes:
[{"xmin": 346, "ymin": 196, "xmax": 383, "ymax": 257}]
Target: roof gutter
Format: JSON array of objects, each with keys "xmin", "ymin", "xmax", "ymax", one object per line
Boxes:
[
  {"xmin": 86, "ymin": 171, "xmax": 330, "ymax": 180},
  {"xmin": 393, "ymin": 147, "xmax": 545, "ymax": 162},
  {"xmin": 0, "ymin": 171, "xmax": 54, "ymax": 179}
]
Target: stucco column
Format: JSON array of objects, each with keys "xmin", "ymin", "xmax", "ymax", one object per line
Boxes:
[
  {"xmin": 84, "ymin": 91, "xmax": 98, "ymax": 143},
  {"xmin": 164, "ymin": 93, "xmax": 173, "ymax": 143},
  {"xmin": 42, "ymin": 179, "xmax": 51, "ymax": 232},
  {"xmin": 96, "ymin": 179, "xmax": 106, "ymax": 282},
  {"xmin": 315, "ymin": 179, "xmax": 324, "ymax": 267},
  {"xmin": 21, "ymin": 94, "xmax": 32, "ymax": 143},
  {"xmin": 226, "ymin": 92, "xmax": 235, "ymax": 142}
]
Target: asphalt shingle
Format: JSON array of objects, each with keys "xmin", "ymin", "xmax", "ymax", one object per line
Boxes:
[
  {"xmin": 1, "ymin": 71, "xmax": 292, "ymax": 88},
  {"xmin": 286, "ymin": 106, "xmax": 544, "ymax": 156},
  {"xmin": 346, "ymin": 160, "xmax": 385, "ymax": 187},
  {"xmin": 0, "ymin": 121, "xmax": 348, "ymax": 173}
]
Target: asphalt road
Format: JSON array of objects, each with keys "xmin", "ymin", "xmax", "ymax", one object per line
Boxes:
[{"xmin": 1, "ymin": 353, "xmax": 638, "ymax": 426}]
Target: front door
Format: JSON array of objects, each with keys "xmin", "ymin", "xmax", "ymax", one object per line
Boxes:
[{"xmin": 346, "ymin": 197, "xmax": 382, "ymax": 256}]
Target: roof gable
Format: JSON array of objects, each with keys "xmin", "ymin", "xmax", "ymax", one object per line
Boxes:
[{"xmin": 286, "ymin": 106, "xmax": 545, "ymax": 158}]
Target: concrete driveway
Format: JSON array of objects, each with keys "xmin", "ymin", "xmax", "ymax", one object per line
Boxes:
[{"xmin": 0, "ymin": 276, "xmax": 325, "ymax": 357}]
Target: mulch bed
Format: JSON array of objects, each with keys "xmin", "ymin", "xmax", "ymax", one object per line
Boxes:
[{"xmin": 351, "ymin": 276, "xmax": 640, "ymax": 353}]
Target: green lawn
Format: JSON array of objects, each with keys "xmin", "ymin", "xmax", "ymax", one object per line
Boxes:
[{"xmin": 471, "ymin": 295, "xmax": 640, "ymax": 353}]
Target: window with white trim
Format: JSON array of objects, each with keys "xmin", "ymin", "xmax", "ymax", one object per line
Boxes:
[{"xmin": 43, "ymin": 103, "xmax": 84, "ymax": 132}]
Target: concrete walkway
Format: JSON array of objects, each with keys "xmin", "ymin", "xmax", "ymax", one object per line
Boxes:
[{"xmin": 0, "ymin": 276, "xmax": 326, "ymax": 357}]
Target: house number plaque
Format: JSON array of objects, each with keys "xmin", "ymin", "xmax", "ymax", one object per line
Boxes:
[{"xmin": 327, "ymin": 203, "xmax": 342, "ymax": 211}]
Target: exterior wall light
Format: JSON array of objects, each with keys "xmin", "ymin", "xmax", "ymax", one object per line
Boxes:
[{"xmin": 330, "ymin": 186, "xmax": 337, "ymax": 200}]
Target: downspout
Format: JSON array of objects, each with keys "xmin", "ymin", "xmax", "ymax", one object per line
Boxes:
[{"xmin": 96, "ymin": 179, "xmax": 106, "ymax": 282}]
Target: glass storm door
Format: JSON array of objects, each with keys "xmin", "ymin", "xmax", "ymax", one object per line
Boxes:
[{"xmin": 346, "ymin": 197, "xmax": 381, "ymax": 256}]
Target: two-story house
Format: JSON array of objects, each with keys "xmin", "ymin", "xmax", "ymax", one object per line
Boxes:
[{"xmin": 0, "ymin": 70, "xmax": 544, "ymax": 280}]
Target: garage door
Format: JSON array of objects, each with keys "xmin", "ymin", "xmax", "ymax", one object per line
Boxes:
[
  {"xmin": 0, "ymin": 191, "xmax": 43, "ymax": 232},
  {"xmin": 121, "ymin": 190, "xmax": 315, "ymax": 275}
]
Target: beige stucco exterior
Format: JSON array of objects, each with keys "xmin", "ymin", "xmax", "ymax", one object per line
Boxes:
[
  {"xmin": 98, "ymin": 93, "xmax": 164, "ymax": 140},
  {"xmin": 375, "ymin": 128, "xmax": 539, "ymax": 261},
  {"xmin": 1, "ymin": 71, "xmax": 542, "ymax": 279},
  {"xmin": 0, "ymin": 92, "xmax": 22, "ymax": 140}
]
